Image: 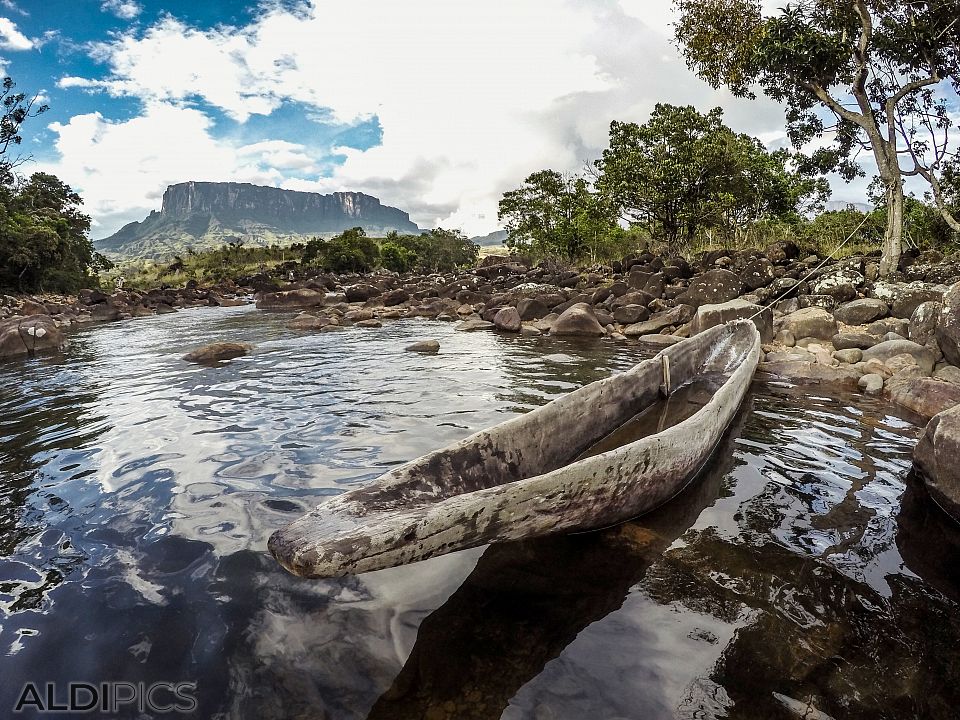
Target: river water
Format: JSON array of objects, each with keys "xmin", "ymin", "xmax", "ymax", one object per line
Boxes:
[{"xmin": 0, "ymin": 306, "xmax": 958, "ymax": 719}]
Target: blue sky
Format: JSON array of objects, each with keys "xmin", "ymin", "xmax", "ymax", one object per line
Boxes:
[{"xmin": 2, "ymin": 0, "xmax": 875, "ymax": 239}]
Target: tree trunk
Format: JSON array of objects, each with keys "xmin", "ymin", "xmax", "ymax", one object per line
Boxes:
[{"xmin": 879, "ymin": 172, "xmax": 904, "ymax": 279}]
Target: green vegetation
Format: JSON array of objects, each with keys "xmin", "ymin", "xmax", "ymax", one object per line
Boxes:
[
  {"xmin": 499, "ymin": 104, "xmax": 835, "ymax": 264},
  {"xmin": 673, "ymin": 0, "xmax": 960, "ymax": 276},
  {"xmin": 120, "ymin": 242, "xmax": 298, "ymax": 290},
  {"xmin": 121, "ymin": 226, "xmax": 480, "ymax": 289},
  {"xmin": 0, "ymin": 78, "xmax": 112, "ymax": 293}
]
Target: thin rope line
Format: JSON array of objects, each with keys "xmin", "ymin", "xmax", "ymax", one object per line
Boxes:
[{"xmin": 748, "ymin": 212, "xmax": 872, "ymax": 320}]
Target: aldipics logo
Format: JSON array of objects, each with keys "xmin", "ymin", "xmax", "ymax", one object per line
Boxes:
[{"xmin": 13, "ymin": 682, "xmax": 198, "ymax": 714}]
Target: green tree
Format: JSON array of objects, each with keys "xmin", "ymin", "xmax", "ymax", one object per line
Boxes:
[
  {"xmin": 301, "ymin": 227, "xmax": 381, "ymax": 273},
  {"xmin": 595, "ymin": 104, "xmax": 826, "ymax": 252},
  {"xmin": 380, "ymin": 241, "xmax": 417, "ymax": 272},
  {"xmin": 0, "ymin": 172, "xmax": 111, "ymax": 292},
  {"xmin": 498, "ymin": 170, "xmax": 616, "ymax": 260},
  {"xmin": 674, "ymin": 0, "xmax": 960, "ymax": 276}
]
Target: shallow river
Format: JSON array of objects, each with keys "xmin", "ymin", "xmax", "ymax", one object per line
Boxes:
[{"xmin": 1, "ymin": 306, "xmax": 958, "ymax": 719}]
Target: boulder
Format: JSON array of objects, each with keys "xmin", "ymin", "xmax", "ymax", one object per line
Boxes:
[
  {"xmin": 550, "ymin": 303, "xmax": 605, "ymax": 337},
  {"xmin": 689, "ymin": 299, "xmax": 773, "ymax": 343},
  {"xmin": 623, "ymin": 305, "xmax": 694, "ymax": 337},
  {"xmin": 799, "ymin": 295, "xmax": 836, "ymax": 311},
  {"xmin": 909, "ymin": 301, "xmax": 943, "ymax": 347},
  {"xmin": 182, "ymin": 342, "xmax": 252, "ymax": 364},
  {"xmin": 862, "ymin": 339, "xmax": 936, "ymax": 375},
  {"xmin": 778, "ymin": 307, "xmax": 838, "ymax": 341},
  {"xmin": 866, "ymin": 317, "xmax": 910, "ymax": 338},
  {"xmin": 675, "ymin": 269, "xmax": 743, "ymax": 308},
  {"xmin": 493, "ymin": 307, "xmax": 522, "ymax": 332},
  {"xmin": 832, "ymin": 332, "xmax": 878, "ymax": 351},
  {"xmin": 885, "ymin": 373, "xmax": 960, "ymax": 420},
  {"xmin": 834, "ymin": 298, "xmax": 889, "ymax": 326},
  {"xmin": 811, "ymin": 266, "xmax": 863, "ymax": 301},
  {"xmin": 20, "ymin": 299, "xmax": 48, "ymax": 315},
  {"xmin": 833, "ymin": 348, "xmax": 863, "ymax": 364},
  {"xmin": 858, "ymin": 373, "xmax": 884, "ymax": 395},
  {"xmin": 937, "ymin": 283, "xmax": 960, "ymax": 367},
  {"xmin": 343, "ymin": 284, "xmax": 381, "ymax": 303},
  {"xmin": 612, "ymin": 305, "xmax": 649, "ymax": 325},
  {"xmin": 0, "ymin": 316, "xmax": 64, "ymax": 359},
  {"xmin": 914, "ymin": 404, "xmax": 960, "ymax": 521},
  {"xmin": 381, "ymin": 289, "xmax": 410, "ymax": 306},
  {"xmin": 405, "ymin": 340, "xmax": 440, "ymax": 353},
  {"xmin": 740, "ymin": 258, "xmax": 775, "ymax": 291},
  {"xmin": 873, "ymin": 281, "xmax": 946, "ymax": 318},
  {"xmin": 516, "ymin": 298, "xmax": 550, "ymax": 321},
  {"xmin": 256, "ymin": 288, "xmax": 326, "ymax": 309},
  {"xmin": 934, "ymin": 365, "xmax": 960, "ymax": 385}
]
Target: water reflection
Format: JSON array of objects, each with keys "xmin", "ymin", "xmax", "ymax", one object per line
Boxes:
[{"xmin": 0, "ymin": 307, "xmax": 957, "ymax": 718}]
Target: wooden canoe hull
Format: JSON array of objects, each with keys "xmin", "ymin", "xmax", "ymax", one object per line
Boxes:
[{"xmin": 269, "ymin": 320, "xmax": 761, "ymax": 578}]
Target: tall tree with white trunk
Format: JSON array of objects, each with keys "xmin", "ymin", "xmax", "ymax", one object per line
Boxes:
[{"xmin": 674, "ymin": 0, "xmax": 960, "ymax": 277}]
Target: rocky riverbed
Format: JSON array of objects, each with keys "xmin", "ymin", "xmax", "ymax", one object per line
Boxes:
[{"xmin": 4, "ymin": 242, "xmax": 960, "ymax": 520}]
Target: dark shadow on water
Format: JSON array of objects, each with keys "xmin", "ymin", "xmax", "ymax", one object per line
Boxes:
[{"xmin": 365, "ymin": 400, "xmax": 751, "ymax": 720}]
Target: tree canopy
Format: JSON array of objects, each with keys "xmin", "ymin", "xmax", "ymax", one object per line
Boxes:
[
  {"xmin": 498, "ymin": 170, "xmax": 617, "ymax": 261},
  {"xmin": 674, "ymin": 0, "xmax": 960, "ymax": 275},
  {"xmin": 594, "ymin": 103, "xmax": 828, "ymax": 251}
]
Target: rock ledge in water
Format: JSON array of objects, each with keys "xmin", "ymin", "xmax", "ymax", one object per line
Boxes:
[{"xmin": 183, "ymin": 342, "xmax": 253, "ymax": 364}]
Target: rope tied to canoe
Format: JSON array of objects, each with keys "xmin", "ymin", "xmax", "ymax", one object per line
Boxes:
[{"xmin": 746, "ymin": 212, "xmax": 871, "ymax": 321}]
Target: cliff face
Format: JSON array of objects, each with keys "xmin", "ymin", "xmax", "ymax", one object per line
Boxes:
[{"xmin": 97, "ymin": 182, "xmax": 420, "ymax": 258}]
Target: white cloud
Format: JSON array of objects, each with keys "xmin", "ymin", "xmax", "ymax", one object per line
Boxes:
[
  {"xmin": 0, "ymin": 17, "xmax": 32, "ymax": 51},
  {"xmin": 42, "ymin": 103, "xmax": 283, "ymax": 233},
  {"xmin": 51, "ymin": 0, "xmax": 806, "ymax": 237},
  {"xmin": 0, "ymin": 1, "xmax": 27, "ymax": 17},
  {"xmin": 100, "ymin": 0, "xmax": 143, "ymax": 20}
]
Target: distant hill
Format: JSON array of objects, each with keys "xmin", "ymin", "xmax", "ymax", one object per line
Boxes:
[
  {"xmin": 470, "ymin": 229, "xmax": 508, "ymax": 247},
  {"xmin": 97, "ymin": 181, "xmax": 420, "ymax": 259}
]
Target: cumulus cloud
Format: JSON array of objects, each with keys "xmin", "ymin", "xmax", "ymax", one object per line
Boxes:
[
  {"xmin": 0, "ymin": 17, "xmax": 32, "ymax": 51},
  {"xmin": 100, "ymin": 0, "xmax": 143, "ymax": 20},
  {"xmin": 42, "ymin": 103, "xmax": 283, "ymax": 232},
  {"xmin": 50, "ymin": 0, "xmax": 812, "ymax": 237}
]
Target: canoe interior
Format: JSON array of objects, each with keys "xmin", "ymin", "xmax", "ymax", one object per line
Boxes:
[{"xmin": 340, "ymin": 321, "xmax": 753, "ymax": 514}]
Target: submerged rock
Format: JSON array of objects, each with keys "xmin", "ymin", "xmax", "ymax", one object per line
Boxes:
[
  {"xmin": 183, "ymin": 342, "xmax": 252, "ymax": 364},
  {"xmin": 757, "ymin": 360, "xmax": 862, "ymax": 386},
  {"xmin": 405, "ymin": 340, "xmax": 440, "ymax": 353}
]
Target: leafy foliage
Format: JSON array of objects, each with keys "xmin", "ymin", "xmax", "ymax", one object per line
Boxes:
[
  {"xmin": 595, "ymin": 104, "xmax": 828, "ymax": 252},
  {"xmin": 380, "ymin": 228, "xmax": 478, "ymax": 272},
  {"xmin": 674, "ymin": 0, "xmax": 960, "ymax": 274},
  {"xmin": 303, "ymin": 227, "xmax": 381, "ymax": 273},
  {"xmin": 498, "ymin": 170, "xmax": 621, "ymax": 261},
  {"xmin": 0, "ymin": 172, "xmax": 112, "ymax": 292}
]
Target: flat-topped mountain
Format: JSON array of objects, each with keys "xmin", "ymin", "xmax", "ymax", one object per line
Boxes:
[{"xmin": 97, "ymin": 181, "xmax": 420, "ymax": 258}]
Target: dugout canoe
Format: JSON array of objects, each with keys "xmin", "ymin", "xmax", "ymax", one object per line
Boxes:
[{"xmin": 269, "ymin": 319, "xmax": 761, "ymax": 578}]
